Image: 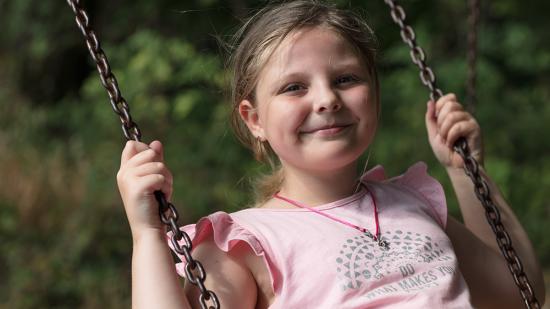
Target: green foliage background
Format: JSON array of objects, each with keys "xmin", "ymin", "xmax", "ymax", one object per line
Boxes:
[{"xmin": 0, "ymin": 0, "xmax": 548, "ymax": 307}]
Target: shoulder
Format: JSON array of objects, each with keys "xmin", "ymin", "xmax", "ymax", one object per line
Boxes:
[
  {"xmin": 170, "ymin": 211, "xmax": 267, "ymax": 308},
  {"xmin": 183, "ymin": 231, "xmax": 259, "ymax": 309},
  {"xmin": 366, "ymin": 162, "xmax": 443, "ymax": 195},
  {"xmin": 176, "ymin": 211, "xmax": 264, "ymax": 255},
  {"xmin": 362, "ymin": 162, "xmax": 448, "ymax": 228}
]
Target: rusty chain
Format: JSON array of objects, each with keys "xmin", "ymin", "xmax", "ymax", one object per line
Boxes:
[
  {"xmin": 67, "ymin": 0, "xmax": 140, "ymax": 141},
  {"xmin": 382, "ymin": 1, "xmax": 539, "ymax": 308},
  {"xmin": 66, "ymin": 1, "xmax": 220, "ymax": 308}
]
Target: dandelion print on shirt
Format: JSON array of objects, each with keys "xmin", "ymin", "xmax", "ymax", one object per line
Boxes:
[{"xmin": 335, "ymin": 229, "xmax": 458, "ymax": 300}]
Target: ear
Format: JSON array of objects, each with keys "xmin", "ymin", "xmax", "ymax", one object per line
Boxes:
[{"xmin": 238, "ymin": 99, "xmax": 266, "ymax": 140}]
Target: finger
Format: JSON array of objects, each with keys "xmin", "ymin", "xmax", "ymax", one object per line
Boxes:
[
  {"xmin": 121, "ymin": 141, "xmax": 138, "ymax": 166},
  {"xmin": 440, "ymin": 111, "xmax": 470, "ymax": 140},
  {"xmin": 149, "ymin": 140, "xmax": 164, "ymax": 161},
  {"xmin": 161, "ymin": 181, "xmax": 173, "ymax": 202},
  {"xmin": 121, "ymin": 141, "xmax": 151, "ymax": 166},
  {"xmin": 435, "ymin": 93, "xmax": 458, "ymax": 117},
  {"xmin": 142, "ymin": 174, "xmax": 172, "ymax": 201},
  {"xmin": 436, "ymin": 101, "xmax": 463, "ymax": 129},
  {"xmin": 446, "ymin": 119, "xmax": 477, "ymax": 147},
  {"xmin": 125, "ymin": 148, "xmax": 163, "ymax": 168},
  {"xmin": 120, "ymin": 172, "xmax": 173, "ymax": 204},
  {"xmin": 135, "ymin": 174, "xmax": 168, "ymax": 195},
  {"xmin": 132, "ymin": 162, "xmax": 173, "ymax": 184},
  {"xmin": 118, "ymin": 160, "xmax": 170, "ymax": 186},
  {"xmin": 425, "ymin": 100, "xmax": 438, "ymax": 140}
]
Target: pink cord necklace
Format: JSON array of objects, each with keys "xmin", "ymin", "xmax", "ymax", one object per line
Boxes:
[{"xmin": 273, "ymin": 184, "xmax": 390, "ymax": 250}]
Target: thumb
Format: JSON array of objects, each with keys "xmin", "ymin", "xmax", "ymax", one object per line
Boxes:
[
  {"xmin": 149, "ymin": 140, "xmax": 164, "ymax": 161},
  {"xmin": 425, "ymin": 100, "xmax": 438, "ymax": 140}
]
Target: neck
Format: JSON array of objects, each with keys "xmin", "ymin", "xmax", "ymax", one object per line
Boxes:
[{"xmin": 277, "ymin": 160, "xmax": 359, "ymax": 207}]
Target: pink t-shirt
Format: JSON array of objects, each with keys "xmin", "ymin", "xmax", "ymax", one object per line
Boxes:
[{"xmin": 170, "ymin": 162, "xmax": 473, "ymax": 308}]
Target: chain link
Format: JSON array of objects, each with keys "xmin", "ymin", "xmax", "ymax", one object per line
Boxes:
[
  {"xmin": 68, "ymin": 0, "xmax": 141, "ymax": 141},
  {"xmin": 67, "ymin": 1, "xmax": 219, "ymax": 307},
  {"xmin": 455, "ymin": 141, "xmax": 540, "ymax": 308},
  {"xmin": 384, "ymin": 0, "xmax": 443, "ymax": 102},
  {"xmin": 383, "ymin": 1, "xmax": 539, "ymax": 307}
]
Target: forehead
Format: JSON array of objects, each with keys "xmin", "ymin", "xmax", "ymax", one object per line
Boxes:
[
  {"xmin": 255, "ymin": 26, "xmax": 368, "ymax": 92},
  {"xmin": 259, "ymin": 27, "xmax": 364, "ymax": 78}
]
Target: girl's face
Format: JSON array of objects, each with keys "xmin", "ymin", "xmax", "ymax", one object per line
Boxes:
[{"xmin": 240, "ymin": 27, "xmax": 378, "ymax": 173}]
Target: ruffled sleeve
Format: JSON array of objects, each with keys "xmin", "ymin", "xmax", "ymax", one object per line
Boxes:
[
  {"xmin": 392, "ymin": 162, "xmax": 447, "ymax": 228},
  {"xmin": 362, "ymin": 161, "xmax": 448, "ymax": 229},
  {"xmin": 167, "ymin": 211, "xmax": 264, "ymax": 277}
]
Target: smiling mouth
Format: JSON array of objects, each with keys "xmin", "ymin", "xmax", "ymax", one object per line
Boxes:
[{"xmin": 301, "ymin": 124, "xmax": 353, "ymax": 136}]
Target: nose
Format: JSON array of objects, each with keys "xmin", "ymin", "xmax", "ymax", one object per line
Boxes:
[{"xmin": 314, "ymin": 85, "xmax": 341, "ymax": 113}]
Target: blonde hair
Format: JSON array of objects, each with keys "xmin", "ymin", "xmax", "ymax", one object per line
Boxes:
[{"xmin": 227, "ymin": 0, "xmax": 380, "ymax": 206}]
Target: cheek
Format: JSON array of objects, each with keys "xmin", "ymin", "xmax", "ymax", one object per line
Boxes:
[
  {"xmin": 361, "ymin": 97, "xmax": 378, "ymax": 134},
  {"xmin": 348, "ymin": 89, "xmax": 378, "ymax": 142},
  {"xmin": 345, "ymin": 87, "xmax": 375, "ymax": 118},
  {"xmin": 265, "ymin": 100, "xmax": 309, "ymax": 137}
]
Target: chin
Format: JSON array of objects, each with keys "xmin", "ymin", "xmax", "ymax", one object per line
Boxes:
[{"xmin": 302, "ymin": 149, "xmax": 363, "ymax": 172}]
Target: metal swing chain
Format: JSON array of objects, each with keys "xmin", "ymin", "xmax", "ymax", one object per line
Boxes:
[
  {"xmin": 382, "ymin": 1, "xmax": 539, "ymax": 308},
  {"xmin": 66, "ymin": 1, "xmax": 220, "ymax": 308}
]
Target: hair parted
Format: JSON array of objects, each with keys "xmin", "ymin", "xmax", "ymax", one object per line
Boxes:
[{"xmin": 227, "ymin": 0, "xmax": 380, "ymax": 206}]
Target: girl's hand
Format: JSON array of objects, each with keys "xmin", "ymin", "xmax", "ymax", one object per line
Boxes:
[
  {"xmin": 425, "ymin": 93, "xmax": 483, "ymax": 169},
  {"xmin": 117, "ymin": 140, "xmax": 173, "ymax": 240}
]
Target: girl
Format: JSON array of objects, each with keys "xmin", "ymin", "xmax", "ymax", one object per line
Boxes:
[{"xmin": 116, "ymin": 1, "xmax": 545, "ymax": 308}]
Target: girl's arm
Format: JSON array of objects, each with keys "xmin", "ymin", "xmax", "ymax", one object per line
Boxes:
[
  {"xmin": 132, "ymin": 230, "xmax": 191, "ymax": 308},
  {"xmin": 117, "ymin": 141, "xmax": 190, "ymax": 308},
  {"xmin": 445, "ymin": 170, "xmax": 545, "ymax": 308},
  {"xmin": 117, "ymin": 141, "xmax": 258, "ymax": 308},
  {"xmin": 425, "ymin": 94, "xmax": 546, "ymax": 307}
]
